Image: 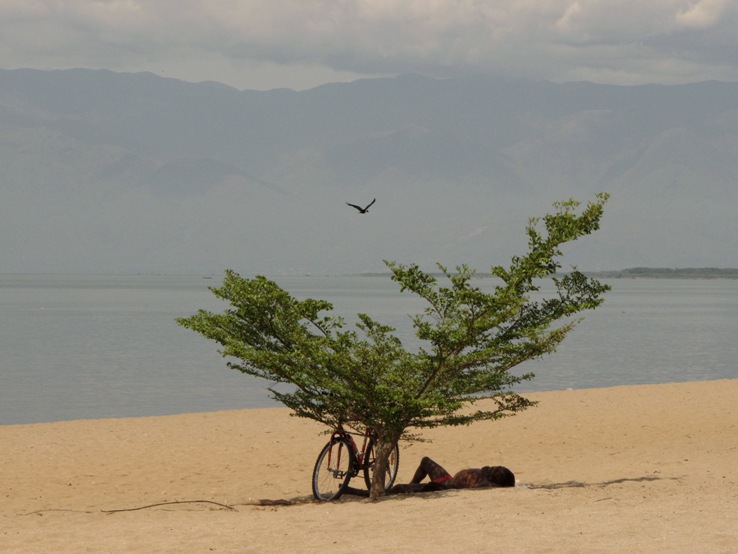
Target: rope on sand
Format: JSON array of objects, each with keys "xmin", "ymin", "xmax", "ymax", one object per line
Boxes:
[
  {"xmin": 101, "ymin": 496, "xmax": 315, "ymax": 513},
  {"xmin": 101, "ymin": 500, "xmax": 237, "ymax": 513}
]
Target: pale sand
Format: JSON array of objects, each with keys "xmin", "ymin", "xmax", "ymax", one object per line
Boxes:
[{"xmin": 2, "ymin": 380, "xmax": 737, "ymax": 553}]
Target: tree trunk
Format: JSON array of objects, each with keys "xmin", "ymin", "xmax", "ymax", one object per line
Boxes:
[{"xmin": 369, "ymin": 438, "xmax": 396, "ymax": 501}]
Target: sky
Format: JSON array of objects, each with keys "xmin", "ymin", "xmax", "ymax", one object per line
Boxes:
[{"xmin": 2, "ymin": 0, "xmax": 738, "ymax": 91}]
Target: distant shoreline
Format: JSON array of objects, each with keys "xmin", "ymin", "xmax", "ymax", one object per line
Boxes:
[
  {"xmin": 360, "ymin": 267, "xmax": 738, "ymax": 279},
  {"xmin": 3, "ymin": 268, "xmax": 738, "ymax": 279}
]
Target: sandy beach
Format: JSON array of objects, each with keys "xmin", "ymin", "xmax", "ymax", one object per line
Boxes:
[{"xmin": 2, "ymin": 379, "xmax": 736, "ymax": 553}]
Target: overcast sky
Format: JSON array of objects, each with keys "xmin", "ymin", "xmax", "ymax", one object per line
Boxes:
[{"xmin": 2, "ymin": 0, "xmax": 738, "ymax": 91}]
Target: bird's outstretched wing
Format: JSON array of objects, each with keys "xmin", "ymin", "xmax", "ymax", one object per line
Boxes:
[
  {"xmin": 346, "ymin": 198, "xmax": 377, "ymax": 214},
  {"xmin": 346, "ymin": 199, "xmax": 376, "ymax": 213}
]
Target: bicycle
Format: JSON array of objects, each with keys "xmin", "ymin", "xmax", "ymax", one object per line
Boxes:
[{"xmin": 311, "ymin": 424, "xmax": 400, "ymax": 501}]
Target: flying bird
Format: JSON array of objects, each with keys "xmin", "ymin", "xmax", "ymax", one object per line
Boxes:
[{"xmin": 346, "ymin": 198, "xmax": 376, "ymax": 214}]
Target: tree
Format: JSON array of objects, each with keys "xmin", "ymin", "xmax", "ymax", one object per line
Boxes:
[{"xmin": 177, "ymin": 194, "xmax": 610, "ymax": 500}]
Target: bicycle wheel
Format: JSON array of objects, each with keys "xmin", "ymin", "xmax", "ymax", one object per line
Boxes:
[
  {"xmin": 312, "ymin": 438, "xmax": 355, "ymax": 501},
  {"xmin": 363, "ymin": 439, "xmax": 400, "ymax": 491}
]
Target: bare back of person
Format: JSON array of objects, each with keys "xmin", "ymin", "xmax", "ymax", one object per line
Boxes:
[{"xmin": 387, "ymin": 456, "xmax": 515, "ymax": 494}]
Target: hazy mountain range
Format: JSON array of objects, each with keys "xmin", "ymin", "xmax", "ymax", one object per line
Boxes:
[{"xmin": 1, "ymin": 68, "xmax": 737, "ymax": 275}]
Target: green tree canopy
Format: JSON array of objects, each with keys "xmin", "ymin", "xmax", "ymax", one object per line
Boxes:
[{"xmin": 178, "ymin": 194, "xmax": 610, "ymax": 499}]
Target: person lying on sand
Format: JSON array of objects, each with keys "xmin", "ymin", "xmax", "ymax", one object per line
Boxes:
[{"xmin": 387, "ymin": 456, "xmax": 515, "ymax": 494}]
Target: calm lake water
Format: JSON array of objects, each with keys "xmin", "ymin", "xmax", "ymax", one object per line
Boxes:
[{"xmin": 1, "ymin": 274, "xmax": 736, "ymax": 425}]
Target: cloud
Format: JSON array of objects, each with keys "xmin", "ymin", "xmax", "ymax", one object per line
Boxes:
[
  {"xmin": 1, "ymin": 1, "xmax": 738, "ymax": 89},
  {"xmin": 675, "ymin": 0, "xmax": 728, "ymax": 29},
  {"xmin": 457, "ymin": 226, "xmax": 489, "ymax": 242}
]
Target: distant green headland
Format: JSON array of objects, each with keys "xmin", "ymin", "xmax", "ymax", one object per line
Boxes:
[
  {"xmin": 359, "ymin": 267, "xmax": 738, "ymax": 279},
  {"xmin": 584, "ymin": 267, "xmax": 738, "ymax": 279}
]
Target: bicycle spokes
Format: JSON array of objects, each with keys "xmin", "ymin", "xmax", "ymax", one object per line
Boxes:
[{"xmin": 312, "ymin": 439, "xmax": 354, "ymax": 501}]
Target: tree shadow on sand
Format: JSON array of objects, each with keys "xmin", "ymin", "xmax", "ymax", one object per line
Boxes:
[{"xmin": 250, "ymin": 475, "xmax": 684, "ymax": 507}]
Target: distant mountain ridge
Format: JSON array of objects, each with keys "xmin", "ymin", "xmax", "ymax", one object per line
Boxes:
[{"xmin": 1, "ymin": 68, "xmax": 737, "ymax": 274}]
